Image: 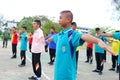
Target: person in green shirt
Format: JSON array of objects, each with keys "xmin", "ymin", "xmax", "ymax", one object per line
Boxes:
[{"xmin": 2, "ymin": 28, "xmax": 10, "ymax": 48}]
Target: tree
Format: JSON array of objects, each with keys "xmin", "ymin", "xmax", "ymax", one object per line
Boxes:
[
  {"xmin": 112, "ymin": 0, "xmax": 120, "ymax": 11},
  {"xmin": 42, "ymin": 20, "xmax": 62, "ymax": 35},
  {"xmin": 18, "ymin": 15, "xmax": 63, "ymax": 34},
  {"xmin": 0, "ymin": 14, "xmax": 4, "ymax": 28},
  {"xmin": 112, "ymin": 0, "xmax": 120, "ymax": 20}
]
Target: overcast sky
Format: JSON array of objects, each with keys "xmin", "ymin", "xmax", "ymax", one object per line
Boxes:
[{"xmin": 0, "ymin": 0, "xmax": 120, "ymax": 29}]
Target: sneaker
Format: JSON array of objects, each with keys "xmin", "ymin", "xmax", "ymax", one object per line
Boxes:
[
  {"xmin": 28, "ymin": 76, "xmax": 36, "ymax": 80},
  {"xmin": 92, "ymin": 69, "xmax": 100, "ymax": 73},
  {"xmin": 85, "ymin": 60, "xmax": 89, "ymax": 63},
  {"xmin": 109, "ymin": 68, "xmax": 115, "ymax": 71},
  {"xmin": 99, "ymin": 71, "xmax": 103, "ymax": 75},
  {"xmin": 35, "ymin": 77, "xmax": 41, "ymax": 80},
  {"xmin": 90, "ymin": 59, "xmax": 93, "ymax": 64},
  {"xmin": 18, "ymin": 64, "xmax": 25, "ymax": 67},
  {"xmin": 11, "ymin": 56, "xmax": 16, "ymax": 59},
  {"xmin": 48, "ymin": 62, "xmax": 53, "ymax": 65}
]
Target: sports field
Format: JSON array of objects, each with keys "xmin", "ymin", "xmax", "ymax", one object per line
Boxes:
[{"xmin": 0, "ymin": 41, "xmax": 118, "ymax": 80}]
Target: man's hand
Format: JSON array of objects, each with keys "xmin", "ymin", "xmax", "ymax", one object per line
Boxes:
[{"xmin": 46, "ymin": 37, "xmax": 53, "ymax": 43}]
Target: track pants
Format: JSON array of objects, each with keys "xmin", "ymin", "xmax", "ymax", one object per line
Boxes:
[
  {"xmin": 20, "ymin": 51, "xmax": 26, "ymax": 65},
  {"xmin": 12, "ymin": 44, "xmax": 17, "ymax": 57},
  {"xmin": 95, "ymin": 53, "xmax": 104, "ymax": 72},
  {"xmin": 32, "ymin": 53, "xmax": 41, "ymax": 77}
]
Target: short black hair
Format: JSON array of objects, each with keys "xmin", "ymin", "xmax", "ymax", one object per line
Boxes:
[
  {"xmin": 51, "ymin": 27, "xmax": 55, "ymax": 31},
  {"xmin": 103, "ymin": 31, "xmax": 106, "ymax": 33},
  {"xmin": 95, "ymin": 28, "xmax": 100, "ymax": 31},
  {"xmin": 33, "ymin": 20, "xmax": 41, "ymax": 27},
  {"xmin": 71, "ymin": 22, "xmax": 77, "ymax": 26},
  {"xmin": 115, "ymin": 30, "xmax": 120, "ymax": 32},
  {"xmin": 30, "ymin": 32, "xmax": 33, "ymax": 34},
  {"xmin": 60, "ymin": 10, "xmax": 73, "ymax": 23},
  {"xmin": 22, "ymin": 26, "xmax": 27, "ymax": 30},
  {"xmin": 13, "ymin": 26, "xmax": 16, "ymax": 29}
]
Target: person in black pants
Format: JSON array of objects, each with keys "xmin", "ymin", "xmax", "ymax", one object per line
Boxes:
[
  {"xmin": 18, "ymin": 27, "xmax": 28, "ymax": 67},
  {"xmin": 47, "ymin": 27, "xmax": 56, "ymax": 65},
  {"xmin": 11, "ymin": 27, "xmax": 18, "ymax": 59},
  {"xmin": 93, "ymin": 28, "xmax": 107, "ymax": 75},
  {"xmin": 29, "ymin": 20, "xmax": 44, "ymax": 80},
  {"xmin": 85, "ymin": 42, "xmax": 93, "ymax": 64}
]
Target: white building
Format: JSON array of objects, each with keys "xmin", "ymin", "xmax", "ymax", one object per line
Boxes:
[
  {"xmin": 7, "ymin": 21, "xmax": 17, "ymax": 29},
  {"xmin": 77, "ymin": 26, "xmax": 91, "ymax": 34}
]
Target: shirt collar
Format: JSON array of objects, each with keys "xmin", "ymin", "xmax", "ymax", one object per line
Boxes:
[
  {"xmin": 59, "ymin": 27, "xmax": 72, "ymax": 35},
  {"xmin": 35, "ymin": 28, "xmax": 40, "ymax": 32}
]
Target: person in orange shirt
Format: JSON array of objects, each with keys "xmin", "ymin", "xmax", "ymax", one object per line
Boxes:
[{"xmin": 11, "ymin": 27, "xmax": 18, "ymax": 59}]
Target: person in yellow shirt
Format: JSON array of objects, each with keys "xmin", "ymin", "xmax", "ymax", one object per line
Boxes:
[
  {"xmin": 71, "ymin": 22, "xmax": 81, "ymax": 71},
  {"xmin": 109, "ymin": 38, "xmax": 119, "ymax": 72}
]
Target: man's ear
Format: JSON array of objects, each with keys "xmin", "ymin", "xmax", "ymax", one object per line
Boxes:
[{"xmin": 67, "ymin": 18, "xmax": 71, "ymax": 23}]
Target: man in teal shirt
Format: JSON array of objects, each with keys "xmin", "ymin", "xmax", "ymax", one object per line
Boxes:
[
  {"xmin": 93, "ymin": 28, "xmax": 107, "ymax": 75},
  {"xmin": 18, "ymin": 26, "xmax": 28, "ymax": 67},
  {"xmin": 47, "ymin": 10, "xmax": 116, "ymax": 80},
  {"xmin": 101, "ymin": 31, "xmax": 120, "ymax": 73}
]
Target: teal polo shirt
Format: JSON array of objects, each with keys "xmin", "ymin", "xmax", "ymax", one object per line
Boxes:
[
  {"xmin": 95, "ymin": 36, "xmax": 107, "ymax": 54},
  {"xmin": 53, "ymin": 27, "xmax": 84, "ymax": 80},
  {"xmin": 113, "ymin": 32, "xmax": 120, "ymax": 64},
  {"xmin": 20, "ymin": 32, "xmax": 28, "ymax": 51}
]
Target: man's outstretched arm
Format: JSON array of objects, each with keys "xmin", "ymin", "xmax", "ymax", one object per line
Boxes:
[
  {"xmin": 100, "ymin": 33, "xmax": 113, "ymax": 37},
  {"xmin": 81, "ymin": 34, "xmax": 117, "ymax": 56}
]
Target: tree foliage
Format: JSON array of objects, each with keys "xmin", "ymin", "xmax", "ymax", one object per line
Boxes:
[
  {"xmin": 112, "ymin": 0, "xmax": 120, "ymax": 11},
  {"xmin": 18, "ymin": 15, "xmax": 63, "ymax": 34},
  {"xmin": 112, "ymin": 0, "xmax": 120, "ymax": 19}
]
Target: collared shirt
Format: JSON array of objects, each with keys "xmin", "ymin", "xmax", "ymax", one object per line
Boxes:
[
  {"xmin": 112, "ymin": 39, "xmax": 119, "ymax": 54},
  {"xmin": 48, "ymin": 32, "xmax": 56, "ymax": 49},
  {"xmin": 87, "ymin": 42, "xmax": 93, "ymax": 49},
  {"xmin": 53, "ymin": 27, "xmax": 84, "ymax": 80},
  {"xmin": 113, "ymin": 32, "xmax": 120, "ymax": 64},
  {"xmin": 95, "ymin": 34, "xmax": 107, "ymax": 54},
  {"xmin": 76, "ymin": 29, "xmax": 82, "ymax": 51},
  {"xmin": 20, "ymin": 32, "xmax": 28, "ymax": 51},
  {"xmin": 12, "ymin": 31, "xmax": 18, "ymax": 44},
  {"xmin": 31, "ymin": 28, "xmax": 45, "ymax": 53}
]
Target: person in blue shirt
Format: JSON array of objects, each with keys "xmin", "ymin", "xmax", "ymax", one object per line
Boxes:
[
  {"xmin": 100, "ymin": 31, "xmax": 120, "ymax": 73},
  {"xmin": 92, "ymin": 28, "xmax": 108, "ymax": 75},
  {"xmin": 48, "ymin": 27, "xmax": 56, "ymax": 65},
  {"xmin": 18, "ymin": 26, "xmax": 28, "ymax": 67},
  {"xmin": 45, "ymin": 34, "xmax": 49, "ymax": 52},
  {"xmin": 46, "ymin": 10, "xmax": 116, "ymax": 80}
]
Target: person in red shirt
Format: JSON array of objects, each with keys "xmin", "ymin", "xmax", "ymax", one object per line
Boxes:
[
  {"xmin": 28, "ymin": 32, "xmax": 33, "ymax": 52},
  {"xmin": 85, "ymin": 42, "xmax": 93, "ymax": 64},
  {"xmin": 11, "ymin": 27, "xmax": 18, "ymax": 59}
]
